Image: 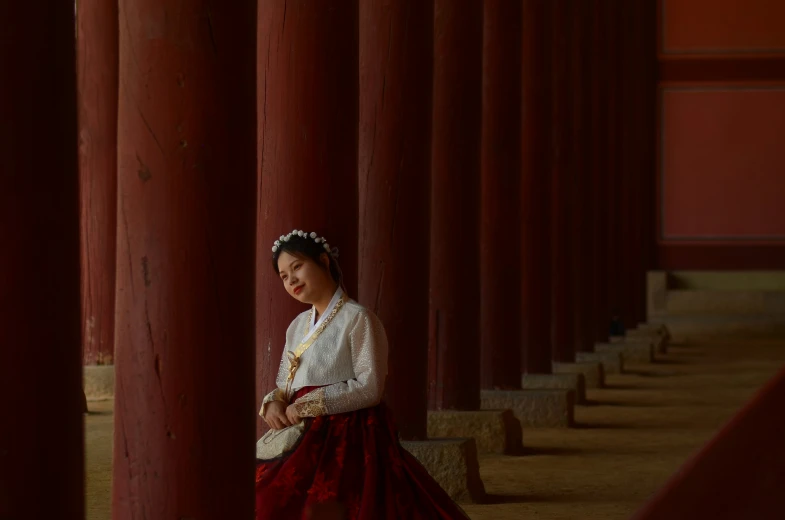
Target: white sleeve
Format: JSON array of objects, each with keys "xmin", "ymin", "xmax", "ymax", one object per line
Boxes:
[{"xmin": 293, "ymin": 311, "xmax": 388, "ymax": 417}]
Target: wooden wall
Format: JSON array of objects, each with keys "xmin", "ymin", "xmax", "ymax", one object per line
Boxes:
[{"xmin": 656, "ymin": 0, "xmax": 785, "ymax": 269}]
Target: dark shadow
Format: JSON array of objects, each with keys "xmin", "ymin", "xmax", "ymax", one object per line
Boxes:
[
  {"xmin": 482, "ymin": 493, "xmax": 529, "ymax": 505},
  {"xmin": 581, "ymin": 398, "xmax": 614, "ymax": 406},
  {"xmin": 84, "ymin": 410, "xmax": 113, "ymax": 417},
  {"xmin": 573, "ymin": 422, "xmax": 639, "ymax": 430},
  {"xmin": 495, "ymin": 492, "xmax": 580, "ymax": 504},
  {"xmin": 581, "ymin": 399, "xmax": 663, "ymax": 408},
  {"xmin": 600, "ymin": 383, "xmax": 646, "ymax": 390},
  {"xmin": 521, "ymin": 445, "xmax": 585, "ymax": 456},
  {"xmin": 622, "ymin": 369, "xmax": 681, "ymax": 377},
  {"xmin": 652, "ymin": 358, "xmax": 691, "ymax": 365},
  {"xmin": 502, "ymin": 446, "xmax": 528, "ymax": 457},
  {"xmin": 621, "ymin": 369, "xmax": 656, "ymax": 376}
]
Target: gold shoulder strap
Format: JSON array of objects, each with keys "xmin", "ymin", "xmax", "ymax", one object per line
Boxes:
[{"xmin": 283, "ymin": 295, "xmax": 346, "ymax": 400}]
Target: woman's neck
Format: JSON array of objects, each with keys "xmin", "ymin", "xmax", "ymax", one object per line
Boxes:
[{"xmin": 313, "ymin": 283, "xmax": 339, "ymax": 319}]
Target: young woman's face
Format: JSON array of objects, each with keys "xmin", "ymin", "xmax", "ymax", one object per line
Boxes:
[{"xmin": 277, "ymin": 251, "xmax": 333, "ymax": 304}]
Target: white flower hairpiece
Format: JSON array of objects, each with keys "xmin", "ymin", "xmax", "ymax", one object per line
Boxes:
[{"xmin": 272, "ymin": 228, "xmax": 335, "ymax": 257}]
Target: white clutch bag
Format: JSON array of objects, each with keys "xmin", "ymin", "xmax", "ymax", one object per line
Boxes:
[{"xmin": 256, "ymin": 418, "xmax": 308, "ymax": 461}]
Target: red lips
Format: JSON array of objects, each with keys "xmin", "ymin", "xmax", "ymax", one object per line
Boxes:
[{"xmin": 293, "ymin": 285, "xmax": 304, "ymax": 295}]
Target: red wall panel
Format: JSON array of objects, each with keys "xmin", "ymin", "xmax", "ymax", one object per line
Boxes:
[
  {"xmin": 660, "ymin": 87, "xmax": 785, "ymax": 242},
  {"xmin": 662, "ymin": 0, "xmax": 785, "ymax": 54},
  {"xmin": 657, "ymin": 1, "xmax": 785, "ymax": 269}
]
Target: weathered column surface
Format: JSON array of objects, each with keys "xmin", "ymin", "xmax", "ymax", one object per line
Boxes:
[
  {"xmin": 569, "ymin": 0, "xmax": 596, "ymax": 353},
  {"xmin": 256, "ymin": 1, "xmax": 359, "ymax": 435},
  {"xmin": 113, "ymin": 0, "xmax": 257, "ymax": 517},
  {"xmin": 78, "ymin": 0, "xmax": 119, "ymax": 366},
  {"xmin": 358, "ymin": 0, "xmax": 433, "ymax": 440},
  {"xmin": 480, "ymin": 0, "xmax": 523, "ymax": 390},
  {"xmin": 428, "ymin": 0, "xmax": 484, "ymax": 411},
  {"xmin": 550, "ymin": 0, "xmax": 576, "ymax": 364},
  {"xmin": 618, "ymin": 0, "xmax": 640, "ymax": 332},
  {"xmin": 604, "ymin": 0, "xmax": 624, "ymax": 334},
  {"xmin": 521, "ymin": 0, "xmax": 554, "ymax": 374},
  {"xmin": 620, "ymin": 0, "xmax": 658, "ymax": 328},
  {"xmin": 590, "ymin": 0, "xmax": 612, "ymax": 343}
]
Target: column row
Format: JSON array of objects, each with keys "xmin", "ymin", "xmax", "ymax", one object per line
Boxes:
[{"xmin": 0, "ymin": 0, "xmax": 658, "ymax": 517}]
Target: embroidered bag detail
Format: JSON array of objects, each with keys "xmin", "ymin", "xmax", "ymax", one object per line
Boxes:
[{"xmin": 256, "ymin": 419, "xmax": 307, "ymax": 461}]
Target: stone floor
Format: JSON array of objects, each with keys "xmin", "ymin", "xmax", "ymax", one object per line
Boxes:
[{"xmin": 85, "ymin": 336, "xmax": 785, "ymax": 519}]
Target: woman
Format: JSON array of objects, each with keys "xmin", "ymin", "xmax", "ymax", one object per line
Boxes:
[{"xmin": 256, "ymin": 229, "xmax": 470, "ymax": 519}]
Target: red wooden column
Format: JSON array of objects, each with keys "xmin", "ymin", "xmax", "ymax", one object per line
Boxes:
[
  {"xmin": 113, "ymin": 1, "xmax": 257, "ymax": 517},
  {"xmin": 256, "ymin": 1, "xmax": 359, "ymax": 434},
  {"xmin": 589, "ymin": 0, "xmax": 611, "ymax": 342},
  {"xmin": 628, "ymin": 0, "xmax": 658, "ymax": 326},
  {"xmin": 639, "ymin": 0, "xmax": 658, "ymax": 322},
  {"xmin": 614, "ymin": 0, "xmax": 653, "ymax": 330},
  {"xmin": 77, "ymin": 0, "xmax": 119, "ymax": 366},
  {"xmin": 358, "ymin": 0, "xmax": 433, "ymax": 440},
  {"xmin": 480, "ymin": 0, "xmax": 523, "ymax": 390},
  {"xmin": 521, "ymin": 0, "xmax": 554, "ymax": 374},
  {"xmin": 569, "ymin": 0, "xmax": 595, "ymax": 352},
  {"xmin": 0, "ymin": 4, "xmax": 83, "ymax": 518},
  {"xmin": 428, "ymin": 0, "xmax": 483, "ymax": 410},
  {"xmin": 605, "ymin": 0, "xmax": 624, "ymax": 332},
  {"xmin": 550, "ymin": 0, "xmax": 576, "ymax": 363},
  {"xmin": 618, "ymin": 0, "xmax": 642, "ymax": 330}
]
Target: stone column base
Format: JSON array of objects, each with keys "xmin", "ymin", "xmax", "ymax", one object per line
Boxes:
[
  {"xmin": 595, "ymin": 341, "xmax": 655, "ymax": 363},
  {"xmin": 575, "ymin": 351, "xmax": 624, "ymax": 374},
  {"xmin": 84, "ymin": 365, "xmax": 114, "ymax": 400},
  {"xmin": 427, "ymin": 410, "xmax": 523, "ymax": 455},
  {"xmin": 522, "ymin": 372, "xmax": 586, "ymax": 404},
  {"xmin": 637, "ymin": 322, "xmax": 672, "ymax": 341},
  {"xmin": 552, "ymin": 361, "xmax": 605, "ymax": 389},
  {"xmin": 629, "ymin": 325, "xmax": 670, "ymax": 353},
  {"xmin": 480, "ymin": 389, "xmax": 574, "ymax": 428},
  {"xmin": 400, "ymin": 438, "xmax": 486, "ymax": 504},
  {"xmin": 611, "ymin": 324, "xmax": 670, "ymax": 353}
]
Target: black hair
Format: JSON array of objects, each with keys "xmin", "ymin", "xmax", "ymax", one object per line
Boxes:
[{"xmin": 271, "ymin": 234, "xmax": 342, "ymax": 284}]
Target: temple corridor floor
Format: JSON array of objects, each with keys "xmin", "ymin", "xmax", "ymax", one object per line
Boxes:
[{"xmin": 85, "ymin": 337, "xmax": 785, "ymax": 519}]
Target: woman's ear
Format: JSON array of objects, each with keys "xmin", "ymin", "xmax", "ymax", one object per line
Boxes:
[{"xmin": 319, "ymin": 253, "xmax": 331, "ymax": 270}]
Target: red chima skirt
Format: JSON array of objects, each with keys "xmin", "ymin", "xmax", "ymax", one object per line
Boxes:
[{"xmin": 255, "ymin": 386, "xmax": 471, "ymax": 520}]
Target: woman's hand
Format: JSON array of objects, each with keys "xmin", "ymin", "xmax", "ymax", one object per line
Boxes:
[
  {"xmin": 285, "ymin": 403, "xmax": 302, "ymax": 426},
  {"xmin": 263, "ymin": 400, "xmax": 291, "ymax": 430}
]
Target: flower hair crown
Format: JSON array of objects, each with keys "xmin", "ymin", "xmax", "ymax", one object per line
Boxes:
[{"xmin": 272, "ymin": 229, "xmax": 338, "ymax": 257}]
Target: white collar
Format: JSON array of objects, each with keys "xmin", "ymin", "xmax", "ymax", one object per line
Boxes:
[{"xmin": 304, "ymin": 286, "xmax": 344, "ymax": 340}]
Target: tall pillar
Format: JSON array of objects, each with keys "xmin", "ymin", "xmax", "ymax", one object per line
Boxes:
[
  {"xmin": 590, "ymin": 0, "xmax": 611, "ymax": 342},
  {"xmin": 521, "ymin": 0, "xmax": 553, "ymax": 374},
  {"xmin": 629, "ymin": 0, "xmax": 658, "ymax": 326},
  {"xmin": 113, "ymin": 1, "xmax": 257, "ymax": 517},
  {"xmin": 428, "ymin": 0, "xmax": 483, "ymax": 410},
  {"xmin": 358, "ymin": 0, "xmax": 433, "ymax": 440},
  {"xmin": 77, "ymin": 0, "xmax": 119, "ymax": 366},
  {"xmin": 550, "ymin": 0, "xmax": 576, "ymax": 363},
  {"xmin": 480, "ymin": 0, "xmax": 522, "ymax": 390},
  {"xmin": 503, "ymin": 0, "xmax": 586, "ymax": 417},
  {"xmin": 605, "ymin": 0, "xmax": 624, "ymax": 332},
  {"xmin": 569, "ymin": 0, "xmax": 595, "ymax": 352},
  {"xmin": 0, "ymin": 3, "xmax": 83, "ymax": 518},
  {"xmin": 639, "ymin": 0, "xmax": 658, "ymax": 323},
  {"xmin": 256, "ymin": 1, "xmax": 359, "ymax": 434},
  {"xmin": 618, "ymin": 0, "xmax": 640, "ymax": 330}
]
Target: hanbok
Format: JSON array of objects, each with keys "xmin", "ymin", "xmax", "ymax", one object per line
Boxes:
[{"xmin": 255, "ymin": 288, "xmax": 470, "ymax": 519}]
